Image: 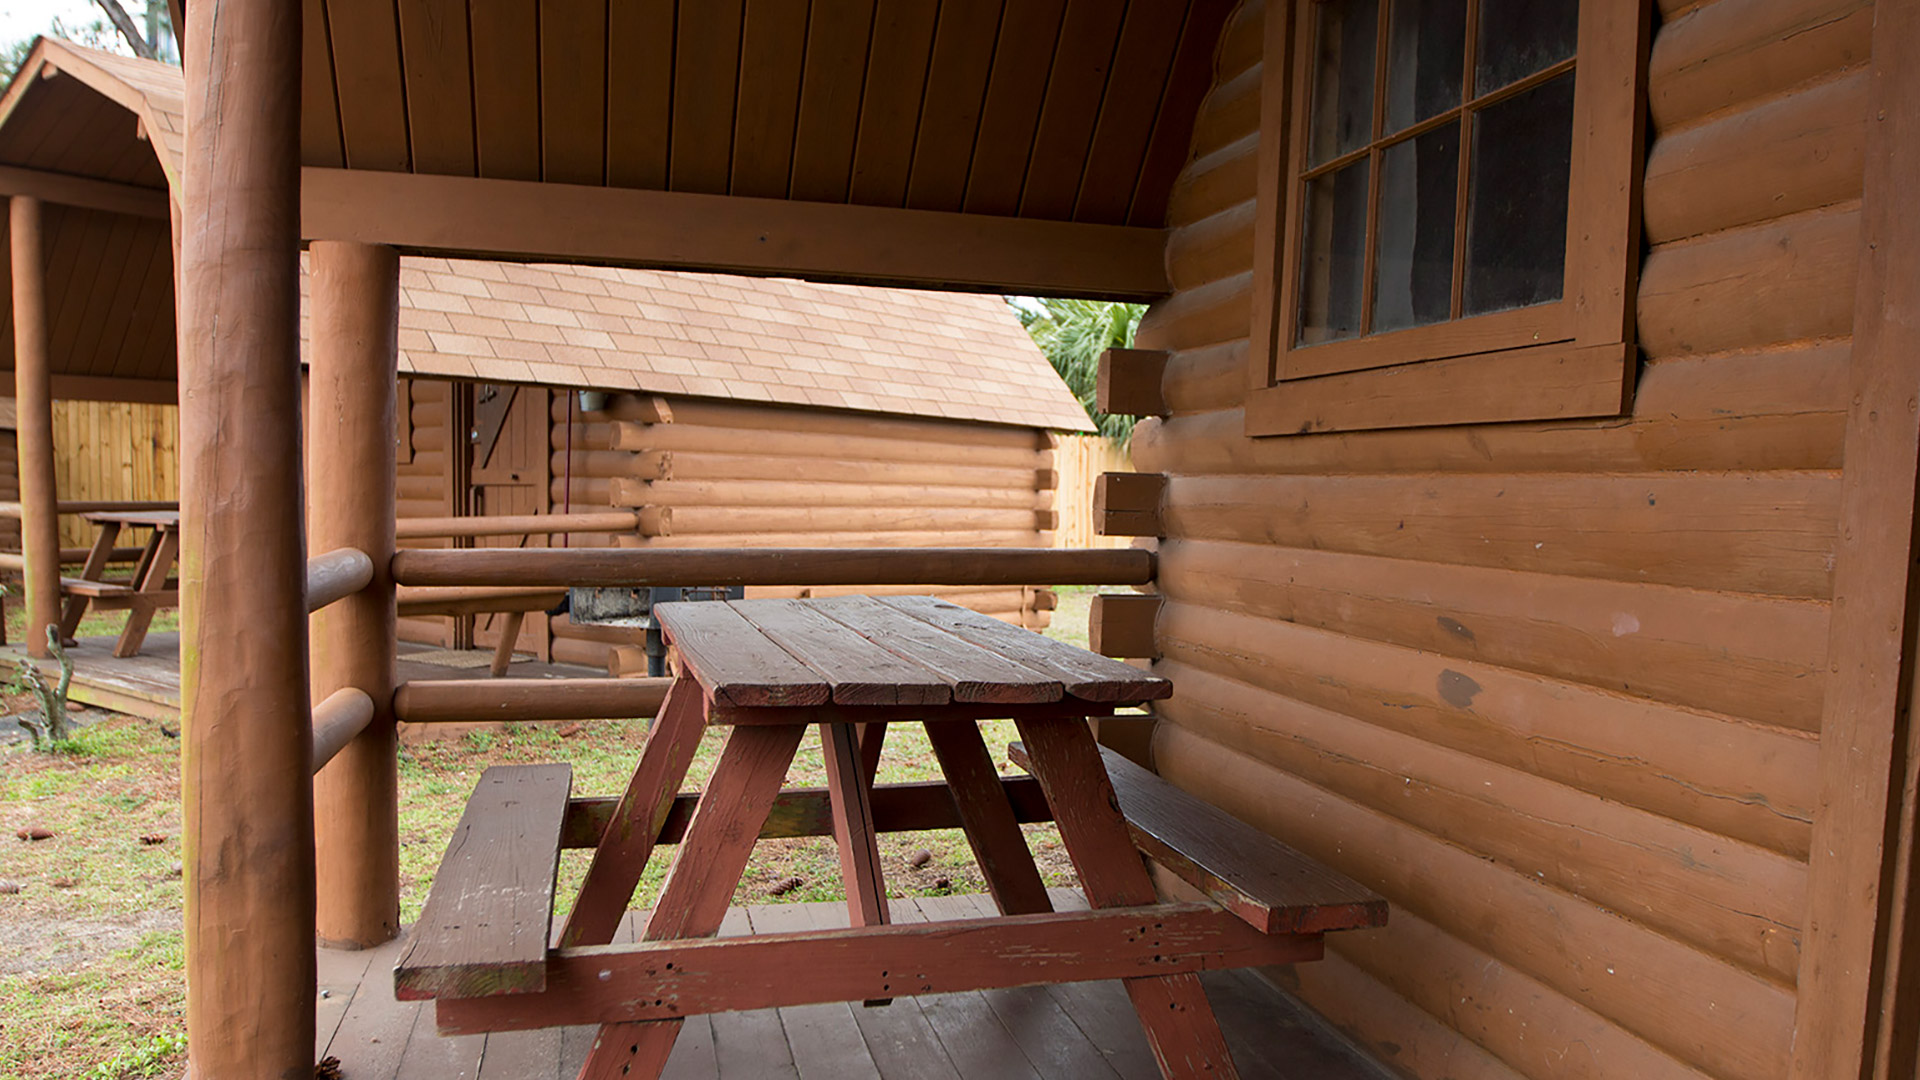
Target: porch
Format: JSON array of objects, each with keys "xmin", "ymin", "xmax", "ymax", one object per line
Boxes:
[{"xmin": 317, "ymin": 892, "xmax": 1389, "ymax": 1080}]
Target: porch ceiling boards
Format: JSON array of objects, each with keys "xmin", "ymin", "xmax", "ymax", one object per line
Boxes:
[{"xmin": 302, "ymin": 0, "xmax": 1235, "ymax": 231}]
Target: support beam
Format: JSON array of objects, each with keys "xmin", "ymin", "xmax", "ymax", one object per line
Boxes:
[
  {"xmin": 310, "ymin": 687, "xmax": 375, "ymax": 775},
  {"xmin": 308, "ymin": 239, "xmax": 401, "ymax": 949},
  {"xmin": 9, "ymin": 196, "xmax": 57, "ymax": 658},
  {"xmin": 300, "ymin": 167, "xmax": 1172, "ymax": 301},
  {"xmin": 177, "ymin": 0, "xmax": 312, "ymax": 1071},
  {"xmin": 390, "ymin": 546, "xmax": 1157, "ymax": 589},
  {"xmin": 305, "ymin": 547, "xmax": 374, "ymax": 612},
  {"xmin": 393, "ymin": 676, "xmax": 673, "ymax": 725},
  {"xmin": 0, "ymin": 164, "xmax": 169, "ymax": 219},
  {"xmin": 1093, "ymin": 473, "xmax": 1166, "ymax": 537}
]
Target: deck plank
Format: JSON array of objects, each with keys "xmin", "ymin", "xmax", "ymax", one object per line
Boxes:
[
  {"xmin": 316, "ymin": 940, "xmax": 384, "ymax": 1060},
  {"xmin": 752, "ymin": 903, "xmax": 882, "ymax": 1080},
  {"xmin": 812, "ymin": 901, "xmax": 963, "ymax": 1080},
  {"xmin": 712, "ymin": 907, "xmax": 799, "ymax": 1079},
  {"xmin": 396, "ymin": 1003, "xmax": 485, "ymax": 1079},
  {"xmin": 325, "ymin": 935, "xmax": 422, "ymax": 1079},
  {"xmin": 476, "ymin": 1029, "xmax": 560, "ymax": 1080},
  {"xmin": 907, "ymin": 896, "xmax": 1044, "ymax": 1080}
]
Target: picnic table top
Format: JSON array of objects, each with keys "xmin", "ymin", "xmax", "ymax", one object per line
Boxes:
[
  {"xmin": 81, "ymin": 509, "xmax": 181, "ymax": 528},
  {"xmin": 654, "ymin": 595, "xmax": 1171, "ymax": 711}
]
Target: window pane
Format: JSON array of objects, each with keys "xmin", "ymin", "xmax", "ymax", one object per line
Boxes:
[
  {"xmin": 1474, "ymin": 0, "xmax": 1577, "ymax": 93},
  {"xmin": 1297, "ymin": 159, "xmax": 1371, "ymax": 345},
  {"xmin": 1308, "ymin": 0, "xmax": 1379, "ymax": 167},
  {"xmin": 1384, "ymin": 0, "xmax": 1467, "ymax": 134},
  {"xmin": 1373, "ymin": 123, "xmax": 1460, "ymax": 333},
  {"xmin": 1464, "ymin": 71, "xmax": 1574, "ymax": 316}
]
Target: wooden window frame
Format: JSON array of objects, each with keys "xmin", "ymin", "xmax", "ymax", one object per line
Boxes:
[{"xmin": 1245, "ymin": 0, "xmax": 1650, "ymax": 437}]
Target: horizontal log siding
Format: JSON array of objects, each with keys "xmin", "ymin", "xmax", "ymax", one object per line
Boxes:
[
  {"xmin": 1137, "ymin": 0, "xmax": 1866, "ymax": 1076},
  {"xmin": 551, "ymin": 391, "xmax": 1059, "ymax": 669}
]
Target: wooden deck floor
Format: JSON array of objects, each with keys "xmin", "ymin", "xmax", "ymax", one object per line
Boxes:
[
  {"xmin": 0, "ymin": 634, "xmax": 603, "ymax": 723},
  {"xmin": 318, "ymin": 891, "xmax": 1391, "ymax": 1080}
]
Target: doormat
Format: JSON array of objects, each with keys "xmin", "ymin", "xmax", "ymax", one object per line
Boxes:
[{"xmin": 404, "ymin": 649, "xmax": 533, "ymax": 670}]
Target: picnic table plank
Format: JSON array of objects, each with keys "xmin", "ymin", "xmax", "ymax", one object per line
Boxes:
[
  {"xmin": 396, "ymin": 763, "xmax": 572, "ymax": 1000},
  {"xmin": 654, "ymin": 600, "xmax": 830, "ymax": 707},
  {"xmin": 730, "ymin": 597, "xmax": 951, "ymax": 706},
  {"xmin": 80, "ymin": 509, "xmax": 179, "ymax": 529},
  {"xmin": 877, "ymin": 595, "xmax": 1170, "ymax": 703},
  {"xmin": 807, "ymin": 594, "xmax": 1064, "ymax": 704}
]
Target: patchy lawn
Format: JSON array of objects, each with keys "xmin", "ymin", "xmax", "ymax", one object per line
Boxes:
[{"xmin": 0, "ymin": 595, "xmax": 1097, "ymax": 1078}]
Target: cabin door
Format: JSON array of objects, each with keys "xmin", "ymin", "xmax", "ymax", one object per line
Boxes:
[{"xmin": 467, "ymin": 383, "xmax": 552, "ymax": 661}]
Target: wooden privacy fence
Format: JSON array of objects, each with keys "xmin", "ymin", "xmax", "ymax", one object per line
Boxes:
[
  {"xmin": 50, "ymin": 401, "xmax": 179, "ymax": 549},
  {"xmin": 1054, "ymin": 433, "xmax": 1132, "ymax": 549}
]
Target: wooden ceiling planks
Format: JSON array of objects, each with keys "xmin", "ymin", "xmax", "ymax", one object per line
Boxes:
[
  {"xmin": 397, "ymin": 0, "xmax": 476, "ymax": 177},
  {"xmin": 539, "ymin": 0, "xmax": 606, "ymax": 186},
  {"xmin": 468, "ymin": 0, "xmax": 540, "ymax": 182},
  {"xmin": 731, "ymin": 0, "xmax": 809, "ymax": 200},
  {"xmin": 606, "ymin": 0, "xmax": 674, "ymax": 190},
  {"xmin": 904, "ymin": 0, "xmax": 1006, "ymax": 213},
  {"xmin": 300, "ymin": 0, "xmax": 1225, "ymax": 229},
  {"xmin": 788, "ymin": 0, "xmax": 875, "ymax": 205},
  {"xmin": 962, "ymin": 0, "xmax": 1067, "ymax": 217},
  {"xmin": 300, "ymin": 0, "xmax": 344, "ymax": 167},
  {"xmin": 1019, "ymin": 0, "xmax": 1129, "ymax": 220},
  {"xmin": 670, "ymin": 0, "xmax": 745, "ymax": 194},
  {"xmin": 847, "ymin": 0, "xmax": 940, "ymax": 208}
]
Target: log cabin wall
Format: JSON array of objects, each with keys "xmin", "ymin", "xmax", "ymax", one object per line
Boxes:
[
  {"xmin": 397, "ymin": 377, "xmax": 1059, "ymax": 669},
  {"xmin": 1131, "ymin": 0, "xmax": 1866, "ymax": 1077}
]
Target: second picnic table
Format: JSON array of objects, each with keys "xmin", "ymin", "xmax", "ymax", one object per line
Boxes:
[
  {"xmin": 397, "ymin": 594, "xmax": 1387, "ymax": 1080},
  {"xmin": 59, "ymin": 509, "xmax": 180, "ymax": 657}
]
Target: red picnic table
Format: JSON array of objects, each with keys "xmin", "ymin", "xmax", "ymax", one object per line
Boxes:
[
  {"xmin": 396, "ymin": 594, "xmax": 1386, "ymax": 1079},
  {"xmin": 57, "ymin": 509, "xmax": 180, "ymax": 657}
]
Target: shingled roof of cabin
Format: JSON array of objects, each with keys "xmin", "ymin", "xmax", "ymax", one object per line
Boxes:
[{"xmin": 306, "ymin": 257, "xmax": 1095, "ymax": 432}]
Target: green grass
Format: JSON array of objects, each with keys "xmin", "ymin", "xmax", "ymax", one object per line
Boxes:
[{"xmin": 0, "ymin": 590, "xmax": 1096, "ymax": 1077}]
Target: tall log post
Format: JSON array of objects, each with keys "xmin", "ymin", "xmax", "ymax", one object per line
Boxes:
[
  {"xmin": 308, "ymin": 240, "xmax": 400, "ymax": 947},
  {"xmin": 177, "ymin": 0, "xmax": 313, "ymax": 1075},
  {"xmin": 10, "ymin": 196, "xmax": 59, "ymax": 658}
]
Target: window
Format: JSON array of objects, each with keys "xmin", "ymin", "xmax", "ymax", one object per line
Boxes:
[{"xmin": 1245, "ymin": 0, "xmax": 1648, "ymax": 436}]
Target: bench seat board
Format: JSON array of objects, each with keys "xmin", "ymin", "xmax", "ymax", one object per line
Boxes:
[
  {"xmin": 397, "ymin": 763, "xmax": 573, "ymax": 1000},
  {"xmin": 1012, "ymin": 742, "xmax": 1387, "ymax": 935}
]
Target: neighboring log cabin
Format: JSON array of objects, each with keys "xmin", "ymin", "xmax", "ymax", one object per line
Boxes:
[
  {"xmin": 373, "ymin": 261, "xmax": 1085, "ymax": 669},
  {"xmin": 4, "ymin": 1, "xmax": 1918, "ymax": 1078}
]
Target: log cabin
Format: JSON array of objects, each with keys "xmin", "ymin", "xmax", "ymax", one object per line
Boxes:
[
  {"xmin": 4, "ymin": 0, "xmax": 1915, "ymax": 1077},
  {"xmin": 0, "ymin": 42, "xmax": 1085, "ymax": 675}
]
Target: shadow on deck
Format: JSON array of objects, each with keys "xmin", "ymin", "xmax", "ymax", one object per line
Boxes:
[
  {"xmin": 319, "ymin": 892, "xmax": 1392, "ymax": 1080},
  {"xmin": 0, "ymin": 633, "xmax": 602, "ymax": 723}
]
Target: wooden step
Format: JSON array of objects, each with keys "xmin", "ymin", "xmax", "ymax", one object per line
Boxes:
[
  {"xmin": 59, "ymin": 577, "xmax": 135, "ymax": 598},
  {"xmin": 395, "ymin": 763, "xmax": 572, "ymax": 1001},
  {"xmin": 1010, "ymin": 741, "xmax": 1387, "ymax": 935}
]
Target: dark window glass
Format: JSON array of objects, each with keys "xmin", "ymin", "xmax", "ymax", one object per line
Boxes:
[
  {"xmin": 1474, "ymin": 0, "xmax": 1577, "ymax": 92},
  {"xmin": 1384, "ymin": 0, "xmax": 1467, "ymax": 134},
  {"xmin": 1298, "ymin": 159, "xmax": 1371, "ymax": 345},
  {"xmin": 1307, "ymin": 0, "xmax": 1379, "ymax": 167},
  {"xmin": 1464, "ymin": 71, "xmax": 1575, "ymax": 315},
  {"xmin": 1373, "ymin": 123, "xmax": 1460, "ymax": 332}
]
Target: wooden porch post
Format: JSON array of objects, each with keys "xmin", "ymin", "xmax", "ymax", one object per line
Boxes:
[
  {"xmin": 10, "ymin": 196, "xmax": 59, "ymax": 659},
  {"xmin": 177, "ymin": 0, "xmax": 313, "ymax": 1074},
  {"xmin": 308, "ymin": 240, "xmax": 400, "ymax": 947}
]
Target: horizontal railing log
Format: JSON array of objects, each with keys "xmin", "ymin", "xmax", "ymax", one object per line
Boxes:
[
  {"xmin": 389, "ymin": 547, "xmax": 1155, "ymax": 588},
  {"xmin": 305, "ymin": 547, "xmax": 375, "ymax": 612},
  {"xmin": 0, "ymin": 500, "xmax": 180, "ymax": 519},
  {"xmin": 311, "ymin": 687, "xmax": 376, "ymax": 774},
  {"xmin": 394, "ymin": 510, "xmax": 642, "ymax": 540},
  {"xmin": 396, "ymin": 585, "xmax": 566, "ymax": 618},
  {"xmin": 393, "ymin": 676, "xmax": 674, "ymax": 724}
]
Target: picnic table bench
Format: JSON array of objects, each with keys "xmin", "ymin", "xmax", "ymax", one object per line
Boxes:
[
  {"xmin": 57, "ymin": 509, "xmax": 179, "ymax": 656},
  {"xmin": 395, "ymin": 595, "xmax": 1386, "ymax": 1079}
]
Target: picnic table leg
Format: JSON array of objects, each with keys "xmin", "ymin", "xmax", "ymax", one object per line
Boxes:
[
  {"xmin": 58, "ymin": 521, "xmax": 121, "ymax": 641},
  {"xmin": 560, "ymin": 676, "xmax": 708, "ymax": 947},
  {"xmin": 924, "ymin": 720, "xmax": 1052, "ymax": 916},
  {"xmin": 113, "ymin": 528, "xmax": 177, "ymax": 658},
  {"xmin": 1015, "ymin": 716, "xmax": 1240, "ymax": 1080},
  {"xmin": 489, "ymin": 610, "xmax": 524, "ymax": 677},
  {"xmin": 823, "ymin": 722, "xmax": 890, "ymax": 928},
  {"xmin": 578, "ymin": 721, "xmax": 808, "ymax": 1080},
  {"xmin": 857, "ymin": 720, "xmax": 887, "ymax": 783}
]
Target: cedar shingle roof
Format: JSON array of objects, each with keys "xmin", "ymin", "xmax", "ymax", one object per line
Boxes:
[{"xmin": 27, "ymin": 40, "xmax": 1094, "ymax": 433}]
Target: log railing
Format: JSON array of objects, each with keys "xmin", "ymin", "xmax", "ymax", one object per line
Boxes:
[
  {"xmin": 310, "ymin": 686, "xmax": 376, "ymax": 773},
  {"xmin": 0, "ymin": 499, "xmax": 179, "ymax": 519},
  {"xmin": 305, "ymin": 547, "xmax": 375, "ymax": 613},
  {"xmin": 390, "ymin": 546, "xmax": 1155, "ymax": 588},
  {"xmin": 394, "ymin": 676, "xmax": 674, "ymax": 724}
]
